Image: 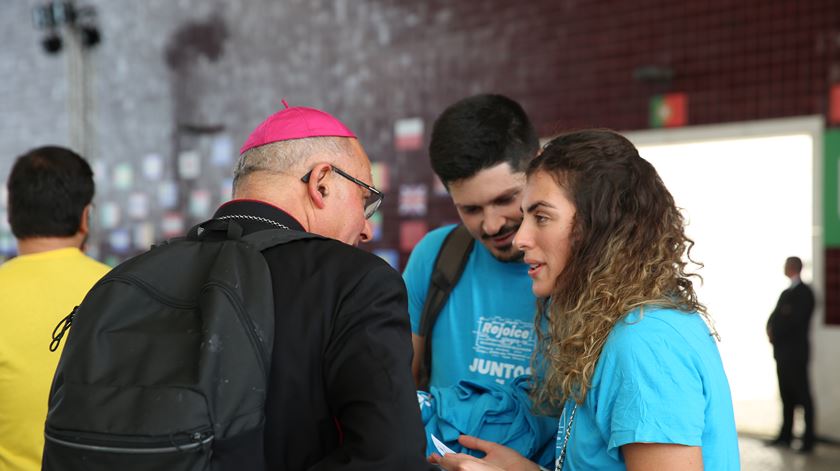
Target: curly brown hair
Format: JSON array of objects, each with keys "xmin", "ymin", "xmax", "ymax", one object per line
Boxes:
[{"xmin": 527, "ymin": 130, "xmax": 708, "ymax": 412}]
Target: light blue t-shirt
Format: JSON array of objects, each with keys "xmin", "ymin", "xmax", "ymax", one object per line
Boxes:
[
  {"xmin": 555, "ymin": 307, "xmax": 740, "ymax": 471},
  {"xmin": 403, "ymin": 225, "xmax": 537, "ymax": 388}
]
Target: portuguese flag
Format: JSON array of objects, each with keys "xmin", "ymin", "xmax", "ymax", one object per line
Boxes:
[{"xmin": 650, "ymin": 93, "xmax": 688, "ymax": 128}]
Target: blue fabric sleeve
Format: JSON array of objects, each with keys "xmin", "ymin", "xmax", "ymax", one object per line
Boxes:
[
  {"xmin": 593, "ymin": 314, "xmax": 706, "ymax": 459},
  {"xmin": 401, "ymin": 225, "xmax": 456, "ymax": 334}
]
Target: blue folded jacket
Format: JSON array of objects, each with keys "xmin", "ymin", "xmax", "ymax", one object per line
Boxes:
[{"xmin": 418, "ymin": 375, "xmax": 558, "ymax": 468}]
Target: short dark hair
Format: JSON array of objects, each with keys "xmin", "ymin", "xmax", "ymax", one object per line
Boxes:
[
  {"xmin": 7, "ymin": 146, "xmax": 95, "ymax": 239},
  {"xmin": 786, "ymin": 256, "xmax": 803, "ymax": 273},
  {"xmin": 429, "ymin": 94, "xmax": 539, "ymax": 184}
]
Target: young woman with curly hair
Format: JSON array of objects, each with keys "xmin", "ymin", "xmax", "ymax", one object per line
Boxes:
[{"xmin": 432, "ymin": 130, "xmax": 739, "ymax": 471}]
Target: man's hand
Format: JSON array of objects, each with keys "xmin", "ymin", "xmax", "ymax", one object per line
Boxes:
[{"xmin": 430, "ymin": 435, "xmax": 540, "ymax": 471}]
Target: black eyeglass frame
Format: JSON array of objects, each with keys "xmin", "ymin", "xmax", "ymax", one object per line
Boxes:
[{"xmin": 301, "ymin": 165, "xmax": 384, "ymax": 219}]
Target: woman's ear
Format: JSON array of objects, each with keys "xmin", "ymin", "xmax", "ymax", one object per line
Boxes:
[{"xmin": 305, "ymin": 163, "xmax": 332, "ymax": 210}]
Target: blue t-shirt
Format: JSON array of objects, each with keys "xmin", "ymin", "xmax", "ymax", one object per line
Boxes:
[
  {"xmin": 403, "ymin": 225, "xmax": 537, "ymax": 388},
  {"xmin": 554, "ymin": 307, "xmax": 740, "ymax": 471}
]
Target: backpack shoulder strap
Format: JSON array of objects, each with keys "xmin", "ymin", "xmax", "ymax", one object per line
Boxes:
[
  {"xmin": 417, "ymin": 224, "xmax": 474, "ymax": 389},
  {"xmin": 242, "ymin": 228, "xmax": 323, "ymax": 251},
  {"xmin": 185, "ymin": 218, "xmax": 323, "ymax": 251}
]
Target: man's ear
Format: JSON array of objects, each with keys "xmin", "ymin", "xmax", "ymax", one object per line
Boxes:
[
  {"xmin": 79, "ymin": 204, "xmax": 92, "ymax": 235},
  {"xmin": 305, "ymin": 163, "xmax": 332, "ymax": 210}
]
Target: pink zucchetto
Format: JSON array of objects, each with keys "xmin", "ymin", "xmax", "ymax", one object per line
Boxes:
[{"xmin": 239, "ymin": 99, "xmax": 357, "ymax": 155}]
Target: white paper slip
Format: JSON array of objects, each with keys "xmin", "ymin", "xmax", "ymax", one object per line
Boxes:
[{"xmin": 431, "ymin": 434, "xmax": 456, "ymax": 455}]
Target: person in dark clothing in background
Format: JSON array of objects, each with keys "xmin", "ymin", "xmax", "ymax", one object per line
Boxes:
[
  {"xmin": 222, "ymin": 102, "xmax": 432, "ymax": 470},
  {"xmin": 766, "ymin": 256, "xmax": 816, "ymax": 453}
]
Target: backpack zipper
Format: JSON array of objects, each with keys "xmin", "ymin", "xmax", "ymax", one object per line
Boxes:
[
  {"xmin": 106, "ymin": 274, "xmax": 197, "ymax": 309},
  {"xmin": 45, "ymin": 430, "xmax": 213, "ymax": 454}
]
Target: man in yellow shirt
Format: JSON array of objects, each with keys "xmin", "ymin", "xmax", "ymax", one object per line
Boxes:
[{"xmin": 0, "ymin": 146, "xmax": 110, "ymax": 471}]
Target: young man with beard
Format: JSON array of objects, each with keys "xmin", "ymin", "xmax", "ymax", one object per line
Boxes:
[{"xmin": 404, "ymin": 94, "xmax": 541, "ymax": 390}]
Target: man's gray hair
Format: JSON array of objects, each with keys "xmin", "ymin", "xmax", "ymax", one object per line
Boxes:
[{"xmin": 232, "ymin": 136, "xmax": 356, "ymax": 193}]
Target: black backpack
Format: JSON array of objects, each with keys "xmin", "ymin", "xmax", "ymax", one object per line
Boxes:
[
  {"xmin": 43, "ymin": 219, "xmax": 318, "ymax": 471},
  {"xmin": 416, "ymin": 224, "xmax": 474, "ymax": 390}
]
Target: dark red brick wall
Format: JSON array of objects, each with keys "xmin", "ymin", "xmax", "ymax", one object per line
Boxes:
[{"xmin": 403, "ymin": 0, "xmax": 840, "ymax": 134}]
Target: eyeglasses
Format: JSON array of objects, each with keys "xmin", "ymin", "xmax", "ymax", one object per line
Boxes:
[{"xmin": 301, "ymin": 165, "xmax": 384, "ymax": 219}]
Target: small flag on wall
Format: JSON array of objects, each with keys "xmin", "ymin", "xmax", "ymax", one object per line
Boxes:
[
  {"xmin": 211, "ymin": 135, "xmax": 234, "ymax": 167},
  {"xmin": 99, "ymin": 202, "xmax": 121, "ymax": 229},
  {"xmin": 399, "ymin": 184, "xmax": 428, "ymax": 216},
  {"xmin": 649, "ymin": 93, "xmax": 688, "ymax": 128},
  {"xmin": 178, "ymin": 150, "xmax": 201, "ymax": 180},
  {"xmin": 400, "ymin": 220, "xmax": 428, "ymax": 252},
  {"xmin": 189, "ymin": 189, "xmax": 212, "ymax": 218},
  {"xmin": 113, "ymin": 163, "xmax": 134, "ymax": 190},
  {"xmin": 109, "ymin": 230, "xmax": 131, "ymax": 253},
  {"xmin": 161, "ymin": 213, "xmax": 185, "ymax": 238},
  {"xmin": 394, "ymin": 117, "xmax": 424, "ymax": 151},
  {"xmin": 127, "ymin": 193, "xmax": 149, "ymax": 220},
  {"xmin": 143, "ymin": 153, "xmax": 163, "ymax": 180},
  {"xmin": 830, "ymin": 83, "xmax": 840, "ymax": 125},
  {"xmin": 371, "ymin": 162, "xmax": 390, "ymax": 192},
  {"xmin": 158, "ymin": 181, "xmax": 178, "ymax": 209}
]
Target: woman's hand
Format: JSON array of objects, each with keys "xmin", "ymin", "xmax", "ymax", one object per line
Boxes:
[
  {"xmin": 429, "ymin": 435, "xmax": 540, "ymax": 471},
  {"xmin": 429, "ymin": 451, "xmax": 505, "ymax": 471}
]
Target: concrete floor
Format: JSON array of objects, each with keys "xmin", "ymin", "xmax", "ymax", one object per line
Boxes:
[{"xmin": 740, "ymin": 435, "xmax": 840, "ymax": 470}]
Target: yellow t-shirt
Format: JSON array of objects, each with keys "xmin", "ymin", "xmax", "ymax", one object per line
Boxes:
[{"xmin": 0, "ymin": 248, "xmax": 110, "ymax": 471}]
